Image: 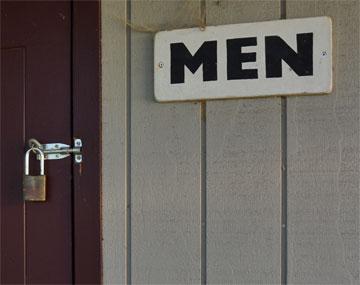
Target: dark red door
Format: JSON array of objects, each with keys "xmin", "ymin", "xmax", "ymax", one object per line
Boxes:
[{"xmin": 1, "ymin": 2, "xmax": 100, "ymax": 284}]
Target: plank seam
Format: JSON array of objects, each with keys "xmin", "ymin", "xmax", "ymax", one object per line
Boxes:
[
  {"xmin": 126, "ymin": 0, "xmax": 132, "ymax": 283},
  {"xmin": 281, "ymin": 97, "xmax": 288, "ymax": 285},
  {"xmin": 70, "ymin": 2, "xmax": 75, "ymax": 283},
  {"xmin": 280, "ymin": 1, "xmax": 288, "ymax": 284},
  {"xmin": 200, "ymin": 1, "xmax": 207, "ymax": 283},
  {"xmin": 201, "ymin": 102, "xmax": 207, "ymax": 285}
]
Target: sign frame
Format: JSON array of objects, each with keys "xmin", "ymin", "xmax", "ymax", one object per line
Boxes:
[{"xmin": 154, "ymin": 16, "xmax": 332, "ymax": 102}]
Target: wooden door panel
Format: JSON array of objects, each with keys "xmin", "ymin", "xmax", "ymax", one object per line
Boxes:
[
  {"xmin": 1, "ymin": 48, "xmax": 26, "ymax": 284},
  {"xmin": 1, "ymin": 2, "xmax": 73, "ymax": 283},
  {"xmin": 1, "ymin": 2, "xmax": 100, "ymax": 283}
]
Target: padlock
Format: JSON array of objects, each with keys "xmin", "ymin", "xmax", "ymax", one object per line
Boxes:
[{"xmin": 23, "ymin": 147, "xmax": 46, "ymax": 201}]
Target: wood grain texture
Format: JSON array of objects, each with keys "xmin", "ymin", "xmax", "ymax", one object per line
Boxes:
[
  {"xmin": 287, "ymin": 1, "xmax": 359, "ymax": 284},
  {"xmin": 19, "ymin": 3, "xmax": 73, "ymax": 282},
  {"xmin": 101, "ymin": 1, "xmax": 127, "ymax": 283},
  {"xmin": 101, "ymin": 1, "xmax": 360, "ymax": 284},
  {"xmin": 1, "ymin": 48, "xmax": 25, "ymax": 284},
  {"xmin": 72, "ymin": 2, "xmax": 101, "ymax": 282},
  {"xmin": 130, "ymin": 1, "xmax": 201, "ymax": 284},
  {"xmin": 206, "ymin": 1, "xmax": 282, "ymax": 283}
]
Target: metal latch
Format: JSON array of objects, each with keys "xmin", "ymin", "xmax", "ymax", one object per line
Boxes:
[{"xmin": 28, "ymin": 138, "xmax": 83, "ymax": 163}]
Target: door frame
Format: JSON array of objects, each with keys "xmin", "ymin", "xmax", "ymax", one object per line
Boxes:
[{"xmin": 72, "ymin": 1, "xmax": 101, "ymax": 283}]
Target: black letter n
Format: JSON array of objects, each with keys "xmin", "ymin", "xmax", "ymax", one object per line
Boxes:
[
  {"xmin": 171, "ymin": 41, "xmax": 217, "ymax": 84},
  {"xmin": 265, "ymin": 33, "xmax": 313, "ymax": 78}
]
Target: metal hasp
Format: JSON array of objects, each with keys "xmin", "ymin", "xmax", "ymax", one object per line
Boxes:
[{"xmin": 29, "ymin": 138, "xmax": 83, "ymax": 163}]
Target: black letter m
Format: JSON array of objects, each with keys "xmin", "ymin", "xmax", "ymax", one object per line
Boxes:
[{"xmin": 170, "ymin": 41, "xmax": 217, "ymax": 84}]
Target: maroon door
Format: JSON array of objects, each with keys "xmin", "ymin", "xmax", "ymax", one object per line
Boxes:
[{"xmin": 1, "ymin": 2, "xmax": 100, "ymax": 284}]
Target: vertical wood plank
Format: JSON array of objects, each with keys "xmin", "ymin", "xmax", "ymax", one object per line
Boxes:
[
  {"xmin": 131, "ymin": 1, "xmax": 201, "ymax": 283},
  {"xmin": 101, "ymin": 0, "xmax": 127, "ymax": 283},
  {"xmin": 72, "ymin": 2, "xmax": 101, "ymax": 283},
  {"xmin": 24, "ymin": 3, "xmax": 73, "ymax": 282},
  {"xmin": 206, "ymin": 1, "xmax": 282, "ymax": 283},
  {"xmin": 287, "ymin": 1, "xmax": 359, "ymax": 283},
  {"xmin": 1, "ymin": 49, "xmax": 25, "ymax": 284}
]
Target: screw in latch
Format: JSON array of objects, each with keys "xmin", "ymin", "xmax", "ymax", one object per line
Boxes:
[
  {"xmin": 75, "ymin": 155, "xmax": 82, "ymax": 163},
  {"xmin": 74, "ymin": 138, "xmax": 82, "ymax": 147}
]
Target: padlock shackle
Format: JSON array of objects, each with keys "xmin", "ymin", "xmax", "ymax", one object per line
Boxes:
[{"xmin": 25, "ymin": 148, "xmax": 45, "ymax": 175}]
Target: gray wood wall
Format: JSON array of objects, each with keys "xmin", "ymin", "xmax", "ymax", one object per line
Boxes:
[{"xmin": 101, "ymin": 0, "xmax": 359, "ymax": 284}]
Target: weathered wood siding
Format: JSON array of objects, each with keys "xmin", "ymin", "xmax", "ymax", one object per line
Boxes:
[
  {"xmin": 205, "ymin": 1, "xmax": 282, "ymax": 284},
  {"xmin": 101, "ymin": 0, "xmax": 359, "ymax": 284},
  {"xmin": 287, "ymin": 1, "xmax": 359, "ymax": 284}
]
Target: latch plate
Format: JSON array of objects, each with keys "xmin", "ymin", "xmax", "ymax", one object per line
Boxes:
[
  {"xmin": 30, "ymin": 138, "xmax": 83, "ymax": 163},
  {"xmin": 42, "ymin": 143, "xmax": 71, "ymax": 160}
]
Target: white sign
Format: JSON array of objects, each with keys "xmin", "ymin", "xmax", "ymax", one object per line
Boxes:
[{"xmin": 154, "ymin": 17, "xmax": 332, "ymax": 102}]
